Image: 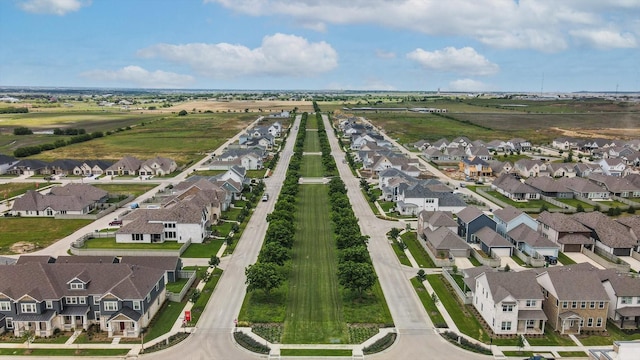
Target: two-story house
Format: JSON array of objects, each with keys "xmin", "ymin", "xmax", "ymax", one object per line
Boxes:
[
  {"xmin": 536, "ymin": 211, "xmax": 593, "ymax": 253},
  {"xmin": 493, "ymin": 206, "xmax": 538, "ymax": 238},
  {"xmin": 601, "ymin": 272, "xmax": 640, "ymax": 329},
  {"xmin": 456, "ymin": 206, "xmax": 496, "ymax": 243}
]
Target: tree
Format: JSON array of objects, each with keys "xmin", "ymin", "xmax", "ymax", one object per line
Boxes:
[
  {"xmin": 388, "ymin": 227, "xmax": 401, "ymax": 240},
  {"xmin": 178, "ymin": 109, "xmax": 188, "ymax": 116},
  {"xmin": 504, "ymin": 264, "xmax": 511, "ymax": 272},
  {"xmin": 245, "ymin": 262, "xmax": 284, "ymax": 295},
  {"xmin": 13, "ymin": 126, "xmax": 32, "ymax": 135},
  {"xmin": 431, "ymin": 292, "xmax": 439, "ymax": 306},
  {"xmin": 628, "ymin": 206, "xmax": 636, "ymax": 214},
  {"xmin": 337, "ymin": 261, "xmax": 377, "ymax": 297},
  {"xmin": 258, "ymin": 242, "xmax": 290, "ymax": 266},
  {"xmin": 416, "ymin": 269, "xmax": 426, "ymax": 282},
  {"xmin": 208, "ymin": 256, "xmax": 220, "ymax": 268},
  {"xmin": 540, "ymin": 203, "xmax": 549, "ymax": 212},
  {"xmin": 339, "ymin": 245, "xmax": 370, "ymax": 264},
  {"xmin": 576, "ymin": 203, "xmax": 585, "ymax": 213}
]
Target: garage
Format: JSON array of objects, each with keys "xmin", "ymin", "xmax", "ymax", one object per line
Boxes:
[{"xmin": 562, "ymin": 244, "xmax": 582, "ymax": 253}]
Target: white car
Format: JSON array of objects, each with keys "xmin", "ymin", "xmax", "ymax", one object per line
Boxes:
[{"xmin": 262, "ymin": 194, "xmax": 269, "ymax": 201}]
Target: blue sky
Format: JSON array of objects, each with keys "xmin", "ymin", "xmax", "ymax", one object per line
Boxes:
[{"xmin": 1, "ymin": 0, "xmax": 639, "ymax": 92}]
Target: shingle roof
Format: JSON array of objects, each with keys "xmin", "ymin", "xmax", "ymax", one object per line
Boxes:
[
  {"xmin": 507, "ymin": 223, "xmax": 559, "ymax": 249},
  {"xmin": 420, "ymin": 211, "xmax": 457, "ymax": 228},
  {"xmin": 539, "ymin": 265, "xmax": 610, "ymax": 301},
  {"xmin": 456, "ymin": 206, "xmax": 485, "ymax": 223},
  {"xmin": 493, "ymin": 174, "xmax": 539, "ymax": 195},
  {"xmin": 484, "ymin": 270, "xmax": 545, "ymax": 303},
  {"xmin": 12, "ymin": 190, "xmax": 94, "ymax": 212},
  {"xmin": 536, "ymin": 211, "xmax": 591, "ymax": 233},
  {"xmin": 475, "ymin": 226, "xmax": 514, "ymax": 248},
  {"xmin": 423, "ymin": 227, "xmax": 470, "ymax": 251},
  {"xmin": 572, "ymin": 212, "xmax": 638, "ymax": 249},
  {"xmin": 49, "ymin": 183, "xmax": 108, "ymax": 202},
  {"xmin": 492, "ymin": 206, "xmax": 524, "ymax": 223},
  {"xmin": 603, "ymin": 273, "xmax": 640, "ymax": 297}
]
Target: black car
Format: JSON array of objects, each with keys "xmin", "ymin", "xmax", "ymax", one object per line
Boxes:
[{"xmin": 544, "ymin": 255, "xmax": 558, "ymax": 265}]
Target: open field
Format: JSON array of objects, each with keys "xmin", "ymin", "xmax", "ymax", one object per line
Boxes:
[
  {"xmin": 300, "ymin": 155, "xmax": 324, "ymax": 177},
  {"xmin": 282, "ymin": 184, "xmax": 347, "ymax": 344},
  {"xmin": 166, "ymin": 100, "xmax": 315, "ymax": 113},
  {"xmin": 29, "ymin": 113, "xmax": 255, "ymax": 164},
  {"xmin": 0, "ymin": 182, "xmax": 46, "ymax": 199},
  {"xmin": 0, "ymin": 218, "xmax": 92, "ymax": 254},
  {"xmin": 92, "ymin": 183, "xmax": 159, "ymax": 197}
]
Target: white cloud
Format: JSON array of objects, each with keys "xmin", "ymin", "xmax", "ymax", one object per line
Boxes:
[
  {"xmin": 137, "ymin": 33, "xmax": 338, "ymax": 78},
  {"xmin": 447, "ymin": 79, "xmax": 490, "ymax": 92},
  {"xmin": 375, "ymin": 49, "xmax": 396, "ymax": 59},
  {"xmin": 80, "ymin": 66, "xmax": 195, "ymax": 88},
  {"xmin": 206, "ymin": 0, "xmax": 640, "ymax": 51},
  {"xmin": 17, "ymin": 0, "xmax": 90, "ymax": 15},
  {"xmin": 570, "ymin": 29, "xmax": 637, "ymax": 49},
  {"xmin": 407, "ymin": 47, "xmax": 499, "ymax": 76}
]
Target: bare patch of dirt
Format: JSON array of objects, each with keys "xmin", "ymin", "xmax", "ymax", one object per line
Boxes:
[
  {"xmin": 551, "ymin": 127, "xmax": 640, "ymax": 139},
  {"xmin": 10, "ymin": 241, "xmax": 36, "ymax": 253}
]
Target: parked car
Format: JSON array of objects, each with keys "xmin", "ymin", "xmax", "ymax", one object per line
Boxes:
[
  {"xmin": 544, "ymin": 256, "xmax": 558, "ymax": 265},
  {"xmin": 109, "ymin": 220, "xmax": 123, "ymax": 226},
  {"xmin": 262, "ymin": 193, "xmax": 269, "ymax": 202}
]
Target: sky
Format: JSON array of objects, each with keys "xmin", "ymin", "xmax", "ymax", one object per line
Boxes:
[{"xmin": 1, "ymin": 0, "xmax": 640, "ymax": 92}]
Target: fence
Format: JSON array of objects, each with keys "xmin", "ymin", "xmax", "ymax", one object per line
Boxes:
[
  {"xmin": 70, "ymin": 235, "xmax": 191, "ymax": 257},
  {"xmin": 166, "ymin": 270, "xmax": 197, "ymax": 302},
  {"xmin": 514, "ymin": 248, "xmax": 546, "ymax": 268},
  {"xmin": 441, "ymin": 268, "xmax": 472, "ymax": 304},
  {"xmin": 470, "ymin": 248, "xmax": 501, "ymax": 268},
  {"xmin": 581, "ymin": 247, "xmax": 630, "ymax": 273},
  {"xmin": 420, "ymin": 240, "xmax": 455, "ymax": 267}
]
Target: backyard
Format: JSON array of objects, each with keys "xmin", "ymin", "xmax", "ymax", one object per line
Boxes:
[{"xmin": 0, "ymin": 217, "xmax": 92, "ymax": 255}]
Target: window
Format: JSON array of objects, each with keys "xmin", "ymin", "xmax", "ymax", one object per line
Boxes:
[
  {"xmin": 562, "ymin": 301, "xmax": 568, "ymax": 309},
  {"xmin": 131, "ymin": 234, "xmax": 144, "ymax": 241},
  {"xmin": 20, "ymin": 303, "xmax": 36, "ymax": 313},
  {"xmin": 94, "ymin": 297, "xmax": 100, "ymax": 305},
  {"xmin": 596, "ymin": 317, "xmax": 603, "ymax": 327},
  {"xmin": 502, "ymin": 304, "xmax": 514, "ymax": 312},
  {"xmin": 45, "ymin": 301, "xmax": 53, "ymax": 309},
  {"xmin": 164, "ymin": 231, "xmax": 176, "ymax": 239},
  {"xmin": 599, "ymin": 301, "xmax": 605, "ymax": 309},
  {"xmin": 621, "ymin": 297, "xmax": 633, "ymax": 304},
  {"xmin": 79, "ymin": 297, "xmax": 86, "ymax": 305},
  {"xmin": 6, "ymin": 318, "xmax": 13, "ymax": 329},
  {"xmin": 590, "ymin": 301, "xmax": 596, "ymax": 309},
  {"xmin": 543, "ymin": 224, "xmax": 549, "ymax": 230},
  {"xmin": 94, "ymin": 311, "xmax": 101, "ymax": 321},
  {"xmin": 501, "ymin": 321, "xmax": 512, "ymax": 331},
  {"xmin": 587, "ymin": 318, "xmax": 593, "ymax": 327},
  {"xmin": 580, "ymin": 318, "xmax": 584, "ymax": 327},
  {"xmin": 133, "ymin": 301, "xmax": 141, "ymax": 311},
  {"xmin": 155, "ymin": 282, "xmax": 159, "ymax": 291},
  {"xmin": 70, "ymin": 283, "xmax": 84, "ymax": 290},
  {"xmin": 581, "ymin": 301, "xmax": 587, "ymax": 309},
  {"xmin": 66, "ymin": 297, "xmax": 78, "ymax": 305},
  {"xmin": 103, "ymin": 301, "xmax": 118, "ymax": 311},
  {"xmin": 571, "ymin": 301, "xmax": 577, "ymax": 309},
  {"xmin": 0, "ymin": 301, "xmax": 11, "ymax": 311},
  {"xmin": 526, "ymin": 300, "xmax": 537, "ymax": 307}
]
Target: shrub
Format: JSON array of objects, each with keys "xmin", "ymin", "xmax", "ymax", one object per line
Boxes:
[
  {"xmin": 233, "ymin": 331, "xmax": 270, "ymax": 354},
  {"xmin": 441, "ymin": 331, "xmax": 491, "ymax": 355},
  {"xmin": 363, "ymin": 332, "xmax": 397, "ymax": 354}
]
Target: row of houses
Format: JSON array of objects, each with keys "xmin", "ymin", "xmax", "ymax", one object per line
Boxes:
[
  {"xmin": 417, "ymin": 137, "xmax": 532, "ymax": 155},
  {"xmin": 467, "ymin": 262, "xmax": 640, "ymax": 336},
  {"xmin": 237, "ymin": 121, "xmax": 283, "ymax": 150},
  {"xmin": 207, "ymin": 148, "xmax": 266, "ymax": 171},
  {"xmin": 3, "ymin": 156, "xmax": 177, "ymax": 177},
  {"xmin": 0, "ymin": 255, "xmax": 182, "ymax": 338},
  {"xmin": 552, "ymin": 137, "xmax": 640, "ymax": 158},
  {"xmin": 115, "ymin": 166, "xmax": 249, "ymax": 245}
]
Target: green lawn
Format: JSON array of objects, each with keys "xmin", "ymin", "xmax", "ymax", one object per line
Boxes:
[
  {"xmin": 427, "ymin": 274, "xmax": 489, "ymax": 343},
  {"xmin": 0, "ymin": 218, "xmax": 92, "ymax": 255},
  {"xmin": 280, "ymin": 349, "xmax": 352, "ymax": 356},
  {"xmin": 143, "ymin": 299, "xmax": 188, "ymax": 341},
  {"xmin": 526, "ymin": 323, "xmax": 576, "ymax": 346},
  {"xmin": 0, "ymin": 348, "xmax": 129, "ymax": 356},
  {"xmin": 300, "ymin": 154, "xmax": 324, "ymax": 177},
  {"xmin": 484, "ymin": 190, "xmax": 559, "ymax": 210},
  {"xmin": 411, "ymin": 277, "xmax": 446, "ymax": 327},
  {"xmin": 556, "ymin": 198, "xmax": 594, "ymax": 210},
  {"xmin": 401, "ymin": 232, "xmax": 437, "ymax": 268},
  {"xmin": 92, "ymin": 183, "xmax": 158, "ymax": 197},
  {"xmin": 282, "ymin": 185, "xmax": 347, "ymax": 344},
  {"xmin": 166, "ymin": 278, "xmax": 190, "ymax": 293},
  {"xmin": 558, "ymin": 351, "xmax": 588, "ymax": 357},
  {"xmin": 188, "ymin": 268, "xmax": 223, "ymax": 326},
  {"xmin": 579, "ymin": 321, "xmax": 640, "ymax": 346},
  {"xmin": 558, "ymin": 252, "xmax": 577, "ymax": 265},
  {"xmin": 378, "ymin": 201, "xmax": 396, "ymax": 213},
  {"xmin": 181, "ymin": 238, "xmax": 225, "ymax": 258},
  {"xmin": 82, "ymin": 237, "xmax": 183, "ymax": 250},
  {"xmin": 391, "ymin": 241, "xmax": 412, "ymax": 267},
  {"xmin": 0, "ymin": 182, "xmax": 46, "ymax": 199},
  {"xmin": 303, "ymin": 127, "xmax": 321, "ymax": 153}
]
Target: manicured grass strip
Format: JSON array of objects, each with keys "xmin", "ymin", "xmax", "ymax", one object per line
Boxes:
[
  {"xmin": 579, "ymin": 320, "xmax": 640, "ymax": 346},
  {"xmin": 427, "ymin": 274, "xmax": 489, "ymax": 343},
  {"xmin": 401, "ymin": 232, "xmax": 436, "ymax": 268},
  {"xmin": 181, "ymin": 239, "xmax": 225, "ymax": 258},
  {"xmin": 391, "ymin": 242, "xmax": 412, "ymax": 267},
  {"xmin": 526, "ymin": 323, "xmax": 576, "ymax": 346},
  {"xmin": 558, "ymin": 252, "xmax": 577, "ymax": 265},
  {"xmin": 342, "ymin": 280, "xmax": 393, "ymax": 325},
  {"xmin": 0, "ymin": 218, "xmax": 92, "ymax": 254},
  {"xmin": 558, "ymin": 351, "xmax": 587, "ymax": 357},
  {"xmin": 300, "ymin": 153, "xmax": 324, "ymax": 177},
  {"xmin": 189, "ymin": 268, "xmax": 223, "ymax": 326},
  {"xmin": 282, "ymin": 185, "xmax": 347, "ymax": 344},
  {"xmin": 144, "ymin": 298, "xmax": 188, "ymax": 341},
  {"xmin": 82, "ymin": 237, "xmax": 183, "ymax": 250},
  {"xmin": 33, "ymin": 334, "xmax": 71, "ymax": 344},
  {"xmin": 411, "ymin": 277, "xmax": 446, "ymax": 327},
  {"xmin": 511, "ymin": 255, "xmax": 526, "ymax": 266},
  {"xmin": 92, "ymin": 183, "xmax": 157, "ymax": 197},
  {"xmin": 280, "ymin": 349, "xmax": 352, "ymax": 356},
  {"xmin": 502, "ymin": 351, "xmax": 535, "ymax": 357},
  {"xmin": 484, "ymin": 190, "xmax": 560, "ymax": 209},
  {"xmin": 303, "ymin": 127, "xmax": 321, "ymax": 152},
  {"xmin": 0, "ymin": 348, "xmax": 129, "ymax": 356},
  {"xmin": 166, "ymin": 278, "xmax": 190, "ymax": 293}
]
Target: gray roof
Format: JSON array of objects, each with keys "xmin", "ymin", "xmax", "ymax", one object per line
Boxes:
[
  {"xmin": 399, "ymin": 183, "xmax": 466, "ymax": 207},
  {"xmin": 561, "ymin": 177, "xmax": 606, "ymax": 194},
  {"xmin": 492, "ymin": 174, "xmax": 539, "ymax": 195},
  {"xmin": 106, "ymin": 156, "xmax": 143, "ymax": 172},
  {"xmin": 507, "ymin": 223, "xmax": 559, "ymax": 249},
  {"xmin": 12, "ymin": 190, "xmax": 95, "ymax": 212},
  {"xmin": 588, "ymin": 174, "xmax": 639, "ymax": 192},
  {"xmin": 572, "ymin": 211, "xmax": 638, "ymax": 249},
  {"xmin": 0, "ymin": 262, "xmax": 165, "ymax": 301},
  {"xmin": 419, "ymin": 211, "xmax": 457, "ymax": 228},
  {"xmin": 483, "ymin": 270, "xmax": 545, "ymax": 303},
  {"xmin": 540, "ymin": 265, "xmax": 610, "ymax": 301},
  {"xmin": 492, "ymin": 206, "xmax": 525, "ymax": 223},
  {"xmin": 603, "ymin": 273, "xmax": 640, "ymax": 297},
  {"xmin": 456, "ymin": 206, "xmax": 485, "ymax": 223},
  {"xmin": 536, "ymin": 211, "xmax": 591, "ymax": 233},
  {"xmin": 475, "ymin": 226, "xmax": 513, "ymax": 248},
  {"xmin": 423, "ymin": 227, "xmax": 470, "ymax": 251},
  {"xmin": 49, "ymin": 183, "xmax": 108, "ymax": 202},
  {"xmin": 525, "ymin": 176, "xmax": 571, "ymax": 193}
]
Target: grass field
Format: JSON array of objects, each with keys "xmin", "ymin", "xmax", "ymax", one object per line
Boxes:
[
  {"xmin": 401, "ymin": 232, "xmax": 436, "ymax": 268},
  {"xmin": 92, "ymin": 183, "xmax": 159, "ymax": 197},
  {"xmin": 181, "ymin": 238, "xmax": 225, "ymax": 258},
  {"xmin": 280, "ymin": 349, "xmax": 352, "ymax": 356},
  {"xmin": 28, "ymin": 113, "xmax": 255, "ymax": 165},
  {"xmin": 282, "ymin": 185, "xmax": 347, "ymax": 344},
  {"xmin": 82, "ymin": 237, "xmax": 183, "ymax": 250},
  {"xmin": 0, "ymin": 218, "xmax": 92, "ymax": 254},
  {"xmin": 0, "ymin": 182, "xmax": 45, "ymax": 199},
  {"xmin": 411, "ymin": 277, "xmax": 446, "ymax": 327},
  {"xmin": 300, "ymin": 154, "xmax": 324, "ymax": 177},
  {"xmin": 143, "ymin": 299, "xmax": 188, "ymax": 342}
]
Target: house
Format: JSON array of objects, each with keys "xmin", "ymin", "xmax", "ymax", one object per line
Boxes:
[
  {"xmin": 48, "ymin": 159, "xmax": 81, "ymax": 176},
  {"xmin": 546, "ymin": 163, "xmax": 576, "ymax": 178},
  {"xmin": 73, "ymin": 160, "xmax": 112, "ymax": 176},
  {"xmin": 525, "ymin": 176, "xmax": 573, "ymax": 199},
  {"xmin": 466, "ymin": 146, "xmax": 493, "ymax": 161},
  {"xmin": 588, "ymin": 174, "xmax": 640, "ymax": 198},
  {"xmin": 506, "ymin": 223, "xmax": 559, "ymax": 258},
  {"xmin": 173, "ymin": 177, "xmax": 232, "ymax": 212},
  {"xmin": 395, "ymin": 182, "xmax": 466, "ymax": 215},
  {"xmin": 616, "ymin": 216, "xmax": 640, "ymax": 247},
  {"xmin": 266, "ymin": 121, "xmax": 282, "ymax": 137},
  {"xmin": 417, "ymin": 211, "xmax": 457, "ymax": 234},
  {"xmin": 552, "ymin": 138, "xmax": 579, "ymax": 151},
  {"xmin": 598, "ymin": 158, "xmax": 627, "ymax": 177},
  {"xmin": 105, "ymin": 156, "xmax": 143, "ymax": 176},
  {"xmin": 572, "ymin": 212, "xmax": 638, "ymax": 257},
  {"xmin": 139, "ymin": 157, "xmax": 177, "ymax": 177},
  {"xmin": 470, "ymin": 270, "xmax": 546, "ymax": 335},
  {"xmin": 210, "ymin": 149, "xmax": 264, "ymax": 171},
  {"xmin": 562, "ymin": 177, "xmax": 610, "ymax": 200},
  {"xmin": 486, "ymin": 160, "xmax": 513, "ymax": 177},
  {"xmin": 456, "ymin": 206, "xmax": 496, "ymax": 243},
  {"xmin": 536, "ymin": 211, "xmax": 593, "ymax": 253},
  {"xmin": 513, "ymin": 159, "xmax": 548, "ymax": 178},
  {"xmin": 507, "ymin": 138, "xmax": 532, "ymax": 152},
  {"xmin": 7, "ymin": 159, "xmax": 50, "ymax": 176},
  {"xmin": 599, "ymin": 272, "xmax": 640, "ymax": 329},
  {"xmin": 0, "ymin": 154, "xmax": 19, "ymax": 175},
  {"xmin": 11, "ymin": 184, "xmax": 108, "ymax": 217},
  {"xmin": 423, "ymin": 148, "xmax": 447, "ymax": 162},
  {"xmin": 536, "ymin": 263, "xmax": 610, "ymax": 334},
  {"xmin": 473, "ymin": 226, "xmax": 514, "ymax": 257},
  {"xmin": 491, "ymin": 174, "xmax": 540, "ymax": 201},
  {"xmin": 492, "ymin": 206, "xmax": 538, "ymax": 237},
  {"xmin": 420, "ymin": 227, "xmax": 471, "ymax": 259},
  {"xmin": 459, "ymin": 156, "xmax": 492, "ymax": 180},
  {"xmin": 0, "ymin": 259, "xmax": 168, "ymax": 338}
]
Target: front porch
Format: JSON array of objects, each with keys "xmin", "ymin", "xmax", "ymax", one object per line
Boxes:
[
  {"xmin": 558, "ymin": 311, "xmax": 582, "ymax": 335},
  {"xmin": 517, "ymin": 310, "xmax": 547, "ymax": 334},
  {"xmin": 60, "ymin": 306, "xmax": 90, "ymax": 332},
  {"xmin": 106, "ymin": 308, "xmax": 142, "ymax": 338},
  {"xmin": 12, "ymin": 310, "xmax": 56, "ymax": 337},
  {"xmin": 615, "ymin": 307, "xmax": 640, "ymax": 329}
]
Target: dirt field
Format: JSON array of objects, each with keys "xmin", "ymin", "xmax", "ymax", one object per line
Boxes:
[
  {"xmin": 552, "ymin": 127, "xmax": 640, "ymax": 139},
  {"xmin": 166, "ymin": 100, "xmax": 315, "ymax": 113}
]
